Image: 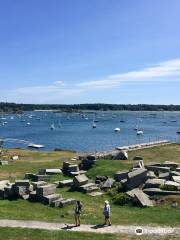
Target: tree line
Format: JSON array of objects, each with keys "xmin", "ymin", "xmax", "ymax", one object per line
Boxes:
[{"xmin": 0, "ymin": 102, "xmax": 180, "ymax": 113}]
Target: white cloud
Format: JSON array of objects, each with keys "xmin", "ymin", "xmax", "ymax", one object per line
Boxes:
[
  {"xmin": 2, "ymin": 58, "xmax": 180, "ymax": 103},
  {"xmin": 76, "ymin": 58, "xmax": 180, "ymax": 88}
]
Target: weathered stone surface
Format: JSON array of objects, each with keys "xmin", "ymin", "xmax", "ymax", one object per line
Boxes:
[
  {"xmin": 58, "ymin": 179, "xmax": 73, "ymax": 188},
  {"xmin": 73, "ymin": 174, "xmax": 88, "ymax": 187},
  {"xmin": 50, "ymin": 198, "xmax": 65, "ymax": 207},
  {"xmin": 0, "ymin": 160, "xmax": 8, "ymax": 165},
  {"xmin": 95, "ymin": 176, "xmax": 108, "ymax": 183},
  {"xmin": 145, "ymin": 165, "xmax": 170, "ymax": 174},
  {"xmin": 158, "ymin": 172, "xmax": 170, "ymax": 180},
  {"xmin": 102, "ymin": 178, "xmax": 115, "ymax": 189},
  {"xmin": 43, "ymin": 193, "xmax": 62, "ymax": 204},
  {"xmin": 0, "ymin": 180, "xmax": 10, "ymax": 189},
  {"xmin": 15, "ymin": 180, "xmax": 30, "ymax": 187},
  {"xmin": 80, "ymin": 158, "xmax": 96, "ymax": 170},
  {"xmin": 36, "ymin": 184, "xmax": 56, "ymax": 197},
  {"xmin": 59, "ymin": 198, "xmax": 76, "ymax": 207},
  {"xmin": 79, "ymin": 183, "xmax": 99, "ymax": 193},
  {"xmin": 32, "ymin": 174, "xmax": 51, "ymax": 181},
  {"xmin": 11, "ymin": 155, "xmax": 19, "ymax": 161},
  {"xmin": 114, "ymin": 171, "xmax": 128, "ymax": 181},
  {"xmin": 69, "ymin": 171, "xmax": 80, "ymax": 177},
  {"xmin": 28, "ymin": 191, "xmax": 37, "ymax": 202},
  {"xmin": 144, "ymin": 179, "xmax": 165, "ymax": 189},
  {"xmin": 13, "ymin": 185, "xmax": 29, "ymax": 198},
  {"xmin": 124, "ymin": 169, "xmax": 148, "ymax": 190},
  {"xmin": 170, "ymin": 171, "xmax": 180, "ymax": 177},
  {"xmin": 4, "ymin": 184, "xmax": 15, "ymax": 198},
  {"xmin": 176, "ymin": 167, "xmax": 180, "ymax": 172},
  {"xmin": 113, "ymin": 151, "xmax": 128, "ymax": 160},
  {"xmin": 45, "ymin": 169, "xmax": 62, "ymax": 175},
  {"xmin": 164, "ymin": 181, "xmax": 180, "ymax": 188},
  {"xmin": 127, "ymin": 188, "xmax": 154, "ymax": 207},
  {"xmin": 69, "ymin": 164, "xmax": 79, "ymax": 172},
  {"xmin": 143, "ymin": 188, "xmax": 180, "ymax": 196},
  {"xmin": 134, "ymin": 191, "xmax": 154, "ymax": 207},
  {"xmin": 147, "ymin": 171, "xmax": 156, "ymax": 179},
  {"xmin": 172, "ymin": 176, "xmax": 180, "ymax": 184},
  {"xmin": 162, "ymin": 161, "xmax": 179, "ymax": 168},
  {"xmin": 32, "ymin": 181, "xmax": 47, "ymax": 190},
  {"xmin": 88, "ymin": 191, "xmax": 104, "ymax": 197}
]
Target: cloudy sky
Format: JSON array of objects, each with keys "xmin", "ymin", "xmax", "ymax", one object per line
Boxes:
[{"xmin": 0, "ymin": 0, "xmax": 180, "ymax": 104}]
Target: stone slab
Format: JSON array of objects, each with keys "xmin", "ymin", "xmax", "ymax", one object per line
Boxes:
[
  {"xmin": 73, "ymin": 174, "xmax": 89, "ymax": 187},
  {"xmin": 144, "ymin": 179, "xmax": 165, "ymax": 189},
  {"xmin": 36, "ymin": 184, "xmax": 56, "ymax": 197},
  {"xmin": 58, "ymin": 179, "xmax": 73, "ymax": 188}
]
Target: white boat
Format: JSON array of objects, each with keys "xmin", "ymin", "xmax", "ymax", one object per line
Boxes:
[
  {"xmin": 114, "ymin": 127, "xmax": 120, "ymax": 132},
  {"xmin": 28, "ymin": 144, "xmax": 44, "ymax": 149},
  {"xmin": 26, "ymin": 122, "xmax": 31, "ymax": 125},
  {"xmin": 92, "ymin": 123, "xmax": 96, "ymax": 128},
  {"xmin": 137, "ymin": 130, "xmax": 143, "ymax": 135},
  {"xmin": 50, "ymin": 124, "xmax": 55, "ymax": 130}
]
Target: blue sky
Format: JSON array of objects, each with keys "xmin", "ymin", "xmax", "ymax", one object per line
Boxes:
[{"xmin": 0, "ymin": 0, "xmax": 180, "ymax": 104}]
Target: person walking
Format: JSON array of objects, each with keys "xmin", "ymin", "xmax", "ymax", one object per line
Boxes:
[
  {"xmin": 103, "ymin": 200, "xmax": 111, "ymax": 226},
  {"xmin": 74, "ymin": 200, "xmax": 82, "ymax": 226}
]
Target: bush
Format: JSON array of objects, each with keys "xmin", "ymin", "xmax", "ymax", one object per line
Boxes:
[{"xmin": 113, "ymin": 193, "xmax": 131, "ymax": 205}]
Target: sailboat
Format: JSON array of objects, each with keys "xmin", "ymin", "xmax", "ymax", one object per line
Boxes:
[{"xmin": 50, "ymin": 123, "xmax": 55, "ymax": 130}]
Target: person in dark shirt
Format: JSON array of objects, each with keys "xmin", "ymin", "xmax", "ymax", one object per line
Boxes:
[{"xmin": 74, "ymin": 200, "xmax": 82, "ymax": 226}]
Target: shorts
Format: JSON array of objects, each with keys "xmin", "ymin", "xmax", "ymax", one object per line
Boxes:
[{"xmin": 104, "ymin": 214, "xmax": 110, "ymax": 219}]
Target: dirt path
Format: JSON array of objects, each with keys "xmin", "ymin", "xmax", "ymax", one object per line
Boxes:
[{"xmin": 0, "ymin": 219, "xmax": 180, "ymax": 236}]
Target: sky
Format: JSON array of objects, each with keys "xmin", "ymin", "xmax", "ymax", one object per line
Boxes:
[{"xmin": 0, "ymin": 0, "xmax": 180, "ymax": 104}]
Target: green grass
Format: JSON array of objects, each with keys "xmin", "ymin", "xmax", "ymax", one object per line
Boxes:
[
  {"xmin": 0, "ymin": 144, "xmax": 180, "ymax": 227},
  {"xmin": 128, "ymin": 143, "xmax": 180, "ymax": 164},
  {"xmin": 87, "ymin": 160, "xmax": 131, "ymax": 179},
  {"xmin": 0, "ymin": 148, "xmax": 76, "ymax": 181},
  {"xmin": 0, "ymin": 227, "xmax": 179, "ymax": 240}
]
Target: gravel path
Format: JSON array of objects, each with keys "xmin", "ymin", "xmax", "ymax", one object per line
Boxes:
[{"xmin": 0, "ymin": 219, "xmax": 180, "ymax": 236}]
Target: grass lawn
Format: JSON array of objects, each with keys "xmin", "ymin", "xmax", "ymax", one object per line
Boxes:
[
  {"xmin": 0, "ymin": 144, "xmax": 180, "ymax": 227},
  {"xmin": 0, "ymin": 148, "xmax": 76, "ymax": 181},
  {"xmin": 0, "ymin": 227, "xmax": 179, "ymax": 240}
]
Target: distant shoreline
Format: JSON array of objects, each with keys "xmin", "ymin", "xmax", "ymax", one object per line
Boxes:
[{"xmin": 1, "ymin": 102, "xmax": 180, "ymax": 113}]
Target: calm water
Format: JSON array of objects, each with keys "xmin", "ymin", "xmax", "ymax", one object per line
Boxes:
[{"xmin": 0, "ymin": 111, "xmax": 180, "ymax": 152}]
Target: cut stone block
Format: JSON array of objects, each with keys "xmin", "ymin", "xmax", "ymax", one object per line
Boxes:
[
  {"xmin": 88, "ymin": 191, "xmax": 104, "ymax": 196},
  {"xmin": 113, "ymin": 151, "xmax": 128, "ymax": 160},
  {"xmin": 43, "ymin": 193, "xmax": 62, "ymax": 204},
  {"xmin": 102, "ymin": 178, "xmax": 115, "ymax": 189},
  {"xmin": 145, "ymin": 165, "xmax": 170, "ymax": 174},
  {"xmin": 164, "ymin": 181, "xmax": 180, "ymax": 188},
  {"xmin": 147, "ymin": 171, "xmax": 156, "ymax": 179},
  {"xmin": 4, "ymin": 184, "xmax": 15, "ymax": 198},
  {"xmin": 172, "ymin": 176, "xmax": 180, "ymax": 184},
  {"xmin": 79, "ymin": 183, "xmax": 99, "ymax": 193},
  {"xmin": 58, "ymin": 179, "xmax": 73, "ymax": 188},
  {"xmin": 50, "ymin": 198, "xmax": 65, "ymax": 207},
  {"xmin": 59, "ymin": 198, "xmax": 76, "ymax": 207},
  {"xmin": 70, "ymin": 171, "xmax": 80, "ymax": 177},
  {"xmin": 68, "ymin": 164, "xmax": 79, "ymax": 172},
  {"xmin": 15, "ymin": 180, "xmax": 30, "ymax": 188},
  {"xmin": 45, "ymin": 169, "xmax": 62, "ymax": 175},
  {"xmin": 158, "ymin": 172, "xmax": 170, "ymax": 180},
  {"xmin": 171, "ymin": 171, "xmax": 180, "ymax": 177},
  {"xmin": 32, "ymin": 174, "xmax": 51, "ymax": 181},
  {"xmin": 32, "ymin": 181, "xmax": 47, "ymax": 191},
  {"xmin": 73, "ymin": 174, "xmax": 88, "ymax": 187},
  {"xmin": 127, "ymin": 188, "xmax": 154, "ymax": 207},
  {"xmin": 144, "ymin": 179, "xmax": 165, "ymax": 189},
  {"xmin": 0, "ymin": 160, "xmax": 8, "ymax": 165},
  {"xmin": 0, "ymin": 180, "xmax": 10, "ymax": 189},
  {"xmin": 176, "ymin": 168, "xmax": 180, "ymax": 172},
  {"xmin": 143, "ymin": 188, "xmax": 180, "ymax": 196},
  {"xmin": 114, "ymin": 171, "xmax": 128, "ymax": 181},
  {"xmin": 124, "ymin": 169, "xmax": 148, "ymax": 190},
  {"xmin": 28, "ymin": 191, "xmax": 37, "ymax": 202},
  {"xmin": 36, "ymin": 184, "xmax": 56, "ymax": 197},
  {"xmin": 162, "ymin": 161, "xmax": 179, "ymax": 168}
]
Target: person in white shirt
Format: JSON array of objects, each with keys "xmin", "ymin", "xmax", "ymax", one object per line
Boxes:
[{"xmin": 103, "ymin": 200, "xmax": 111, "ymax": 226}]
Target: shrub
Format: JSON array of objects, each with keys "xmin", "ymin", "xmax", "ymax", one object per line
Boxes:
[{"xmin": 113, "ymin": 192, "xmax": 131, "ymax": 205}]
